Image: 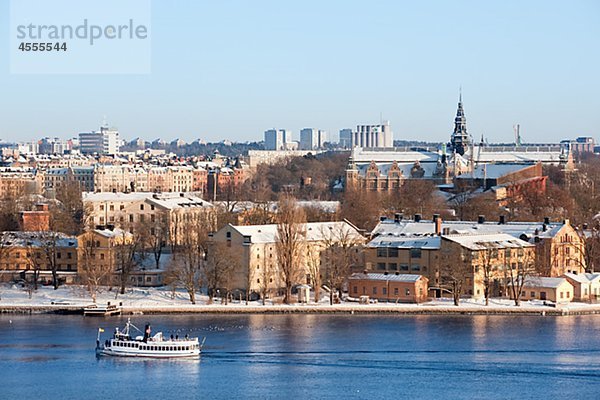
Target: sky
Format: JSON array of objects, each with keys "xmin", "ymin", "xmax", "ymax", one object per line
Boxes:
[{"xmin": 0, "ymin": 0, "xmax": 598, "ymax": 144}]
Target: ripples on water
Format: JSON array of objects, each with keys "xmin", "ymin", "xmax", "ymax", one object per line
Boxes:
[{"xmin": 1, "ymin": 314, "xmax": 600, "ymax": 399}]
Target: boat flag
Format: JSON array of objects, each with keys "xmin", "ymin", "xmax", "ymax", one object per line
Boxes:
[{"xmin": 98, "ymin": 328, "xmax": 105, "ymax": 332}]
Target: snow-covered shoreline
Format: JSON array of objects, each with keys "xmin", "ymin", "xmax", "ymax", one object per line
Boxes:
[{"xmin": 2, "ymin": 284, "xmax": 600, "ymax": 316}]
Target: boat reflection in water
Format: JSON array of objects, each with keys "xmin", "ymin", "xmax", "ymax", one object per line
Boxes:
[{"xmin": 96, "ymin": 318, "xmax": 205, "ymax": 359}]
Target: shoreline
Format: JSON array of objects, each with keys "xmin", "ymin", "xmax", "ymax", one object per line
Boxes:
[{"xmin": 3, "ymin": 303, "xmax": 600, "ymax": 316}]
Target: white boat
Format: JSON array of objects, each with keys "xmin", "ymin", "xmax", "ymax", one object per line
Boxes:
[{"xmin": 96, "ymin": 318, "xmax": 204, "ymax": 358}]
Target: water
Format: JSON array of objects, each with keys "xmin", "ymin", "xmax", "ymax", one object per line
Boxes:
[{"xmin": 1, "ymin": 314, "xmax": 600, "ymax": 399}]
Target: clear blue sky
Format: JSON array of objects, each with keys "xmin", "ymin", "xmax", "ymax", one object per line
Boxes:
[{"xmin": 0, "ymin": 0, "xmax": 598, "ymax": 144}]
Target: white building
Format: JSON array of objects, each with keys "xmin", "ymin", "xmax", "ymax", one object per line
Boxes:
[
  {"xmin": 300, "ymin": 128, "xmax": 327, "ymax": 150},
  {"xmin": 79, "ymin": 125, "xmax": 120, "ymax": 155},
  {"xmin": 353, "ymin": 121, "xmax": 393, "ymax": 148},
  {"xmin": 264, "ymin": 129, "xmax": 294, "ymax": 150}
]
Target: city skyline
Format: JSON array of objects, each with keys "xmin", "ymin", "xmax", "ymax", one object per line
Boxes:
[{"xmin": 0, "ymin": 0, "xmax": 598, "ymax": 143}]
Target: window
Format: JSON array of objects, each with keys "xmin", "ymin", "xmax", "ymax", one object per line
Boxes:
[
  {"xmin": 388, "ymin": 263, "xmax": 398, "ymax": 271},
  {"xmin": 100, "ymin": 205, "xmax": 105, "ymax": 211},
  {"xmin": 411, "ymin": 265, "xmax": 420, "ymax": 271},
  {"xmin": 373, "ymin": 287, "xmax": 377, "ymax": 295},
  {"xmin": 382, "ymin": 287, "xmax": 387, "ymax": 295},
  {"xmin": 129, "ymin": 215, "xmax": 134, "ymax": 223},
  {"xmin": 67, "ymin": 252, "xmax": 72, "ymax": 259},
  {"xmin": 353, "ymin": 286, "xmax": 358, "ymax": 294},
  {"xmin": 531, "ymin": 291, "xmax": 535, "ymax": 297},
  {"xmin": 140, "ymin": 204, "xmax": 144, "ymax": 210},
  {"xmin": 120, "ymin": 205, "xmax": 124, "ymax": 210},
  {"xmin": 109, "ymin": 205, "xmax": 114, "ymax": 211},
  {"xmin": 388, "ymin": 248, "xmax": 398, "ymax": 258},
  {"xmin": 405, "ymin": 288, "xmax": 410, "ymax": 296},
  {"xmin": 394, "ymin": 288, "xmax": 399, "ymax": 295},
  {"xmin": 146, "ymin": 277, "xmax": 152, "ymax": 282},
  {"xmin": 376, "ymin": 262, "xmax": 386, "ymax": 271},
  {"xmin": 560, "ymin": 292, "xmax": 564, "ymax": 299},
  {"xmin": 377, "ymin": 248, "xmax": 387, "ymax": 258},
  {"xmin": 400, "ymin": 264, "xmax": 409, "ymax": 271},
  {"xmin": 410, "ymin": 248, "xmax": 422, "ymax": 258},
  {"xmin": 226, "ymin": 232, "xmax": 231, "ymax": 239},
  {"xmin": 100, "ymin": 254, "xmax": 105, "ymax": 260}
]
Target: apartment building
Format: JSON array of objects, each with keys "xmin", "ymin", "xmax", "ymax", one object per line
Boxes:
[
  {"xmin": 83, "ymin": 192, "xmax": 215, "ymax": 246},
  {"xmin": 0, "ymin": 231, "xmax": 78, "ymax": 283},
  {"xmin": 209, "ymin": 221, "xmax": 365, "ymax": 296}
]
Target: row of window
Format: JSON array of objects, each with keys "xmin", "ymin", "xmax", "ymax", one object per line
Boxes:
[
  {"xmin": 13, "ymin": 252, "xmax": 73, "ymax": 259},
  {"xmin": 113, "ymin": 341, "xmax": 196, "ymax": 351},
  {"xmin": 376, "ymin": 263, "xmax": 426, "ymax": 272},
  {"xmin": 377, "ymin": 248, "xmax": 422, "ymax": 258},
  {"xmin": 353, "ymin": 286, "xmax": 419, "ymax": 296}
]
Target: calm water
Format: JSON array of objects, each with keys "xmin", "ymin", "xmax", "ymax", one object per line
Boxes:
[{"xmin": 1, "ymin": 314, "xmax": 600, "ymax": 399}]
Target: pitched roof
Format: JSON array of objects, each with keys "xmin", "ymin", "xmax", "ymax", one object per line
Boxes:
[
  {"xmin": 349, "ymin": 272, "xmax": 424, "ymax": 282},
  {"xmin": 229, "ymin": 221, "xmax": 363, "ymax": 244},
  {"xmin": 372, "ymin": 218, "xmax": 567, "ymax": 242},
  {"xmin": 442, "ymin": 233, "xmax": 533, "ymax": 250},
  {"xmin": 523, "ymin": 277, "xmax": 569, "ymax": 289}
]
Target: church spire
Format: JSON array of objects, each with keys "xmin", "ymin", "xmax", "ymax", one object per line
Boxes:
[{"xmin": 450, "ymin": 90, "xmax": 470, "ymax": 156}]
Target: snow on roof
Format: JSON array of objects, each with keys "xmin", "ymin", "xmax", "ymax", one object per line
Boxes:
[
  {"xmin": 372, "ymin": 218, "xmax": 567, "ymax": 242},
  {"xmin": 147, "ymin": 195, "xmax": 213, "ymax": 210},
  {"xmin": 563, "ymin": 272, "xmax": 600, "ymax": 284},
  {"xmin": 83, "ymin": 192, "xmax": 155, "ymax": 202},
  {"xmin": 368, "ymin": 235, "xmax": 441, "ymax": 249},
  {"xmin": 454, "ymin": 164, "xmax": 533, "ymax": 180},
  {"xmin": 1, "ymin": 231, "xmax": 77, "ymax": 248},
  {"xmin": 230, "ymin": 221, "xmax": 363, "ymax": 244},
  {"xmin": 93, "ymin": 228, "xmax": 131, "ymax": 239},
  {"xmin": 442, "ymin": 233, "xmax": 533, "ymax": 250},
  {"xmin": 523, "ymin": 277, "xmax": 568, "ymax": 289},
  {"xmin": 349, "ymin": 272, "xmax": 424, "ymax": 283}
]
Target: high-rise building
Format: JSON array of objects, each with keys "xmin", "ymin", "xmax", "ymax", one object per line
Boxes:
[
  {"xmin": 352, "ymin": 121, "xmax": 393, "ymax": 148},
  {"xmin": 79, "ymin": 125, "xmax": 120, "ymax": 155},
  {"xmin": 299, "ymin": 128, "xmax": 327, "ymax": 150},
  {"xmin": 264, "ymin": 129, "xmax": 293, "ymax": 150},
  {"xmin": 339, "ymin": 128, "xmax": 352, "ymax": 148}
]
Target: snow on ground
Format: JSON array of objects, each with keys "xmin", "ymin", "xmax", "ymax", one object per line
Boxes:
[{"xmin": 1, "ymin": 284, "xmax": 600, "ymax": 313}]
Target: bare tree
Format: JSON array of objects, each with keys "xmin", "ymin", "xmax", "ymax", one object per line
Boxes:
[
  {"xmin": 38, "ymin": 231, "xmax": 65, "ymax": 290},
  {"xmin": 0, "ymin": 234, "xmax": 13, "ymax": 300},
  {"xmin": 479, "ymin": 248, "xmax": 495, "ymax": 306},
  {"xmin": 204, "ymin": 242, "xmax": 239, "ymax": 304},
  {"xmin": 78, "ymin": 232, "xmax": 112, "ymax": 303},
  {"xmin": 321, "ymin": 223, "xmax": 364, "ymax": 304},
  {"xmin": 114, "ymin": 228, "xmax": 142, "ymax": 296},
  {"xmin": 505, "ymin": 247, "xmax": 538, "ymax": 306},
  {"xmin": 305, "ymin": 244, "xmax": 322, "ymax": 303},
  {"xmin": 439, "ymin": 249, "xmax": 472, "ymax": 306},
  {"xmin": 275, "ymin": 196, "xmax": 307, "ymax": 304},
  {"xmin": 139, "ymin": 210, "xmax": 169, "ymax": 269},
  {"xmin": 168, "ymin": 214, "xmax": 214, "ymax": 304}
]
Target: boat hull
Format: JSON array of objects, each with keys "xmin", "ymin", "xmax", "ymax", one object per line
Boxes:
[{"xmin": 96, "ymin": 348, "xmax": 200, "ymax": 358}]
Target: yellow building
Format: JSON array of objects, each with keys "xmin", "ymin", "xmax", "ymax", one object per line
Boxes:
[
  {"xmin": 209, "ymin": 221, "xmax": 364, "ymax": 297},
  {"xmin": 0, "ymin": 231, "xmax": 78, "ymax": 284},
  {"xmin": 83, "ymin": 192, "xmax": 216, "ymax": 246}
]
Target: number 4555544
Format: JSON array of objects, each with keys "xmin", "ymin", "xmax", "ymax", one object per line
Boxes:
[{"xmin": 18, "ymin": 42, "xmax": 67, "ymax": 51}]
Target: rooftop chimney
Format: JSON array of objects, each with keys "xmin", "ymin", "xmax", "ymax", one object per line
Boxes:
[
  {"xmin": 380, "ymin": 216, "xmax": 387, "ymax": 222},
  {"xmin": 414, "ymin": 214, "xmax": 422, "ymax": 222},
  {"xmin": 433, "ymin": 214, "xmax": 442, "ymax": 235},
  {"xmin": 478, "ymin": 215, "xmax": 485, "ymax": 224},
  {"xmin": 499, "ymin": 215, "xmax": 506, "ymax": 225},
  {"xmin": 442, "ymin": 227, "xmax": 450, "ymax": 235},
  {"xmin": 544, "ymin": 216, "xmax": 550, "ymax": 225},
  {"xmin": 394, "ymin": 213, "xmax": 403, "ymax": 223}
]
